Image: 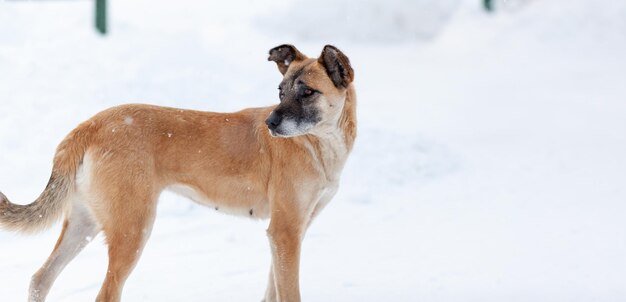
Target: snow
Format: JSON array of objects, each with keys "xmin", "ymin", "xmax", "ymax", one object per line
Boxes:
[
  {"xmin": 257, "ymin": 0, "xmax": 462, "ymax": 42},
  {"xmin": 1, "ymin": 0, "xmax": 626, "ymax": 301}
]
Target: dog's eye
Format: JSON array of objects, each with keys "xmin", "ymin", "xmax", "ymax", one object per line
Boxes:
[
  {"xmin": 278, "ymin": 87, "xmax": 286, "ymax": 100},
  {"xmin": 303, "ymin": 89, "xmax": 313, "ymax": 96}
]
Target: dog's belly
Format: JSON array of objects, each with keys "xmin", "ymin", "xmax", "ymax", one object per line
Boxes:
[{"xmin": 167, "ymin": 184, "xmax": 270, "ymax": 219}]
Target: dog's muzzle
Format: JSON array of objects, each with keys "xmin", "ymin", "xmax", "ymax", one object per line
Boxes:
[{"xmin": 265, "ymin": 112, "xmax": 282, "ymax": 132}]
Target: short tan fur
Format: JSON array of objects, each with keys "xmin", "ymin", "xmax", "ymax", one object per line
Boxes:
[{"xmin": 0, "ymin": 44, "xmax": 356, "ymax": 302}]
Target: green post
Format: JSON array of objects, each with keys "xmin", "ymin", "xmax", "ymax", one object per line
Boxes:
[
  {"xmin": 483, "ymin": 0, "xmax": 493, "ymax": 12},
  {"xmin": 95, "ymin": 0, "xmax": 107, "ymax": 35}
]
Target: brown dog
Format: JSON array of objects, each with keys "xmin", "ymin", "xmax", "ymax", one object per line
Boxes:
[{"xmin": 0, "ymin": 44, "xmax": 356, "ymax": 302}]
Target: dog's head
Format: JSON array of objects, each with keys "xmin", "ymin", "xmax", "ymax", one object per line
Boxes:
[{"xmin": 265, "ymin": 44, "xmax": 354, "ymax": 137}]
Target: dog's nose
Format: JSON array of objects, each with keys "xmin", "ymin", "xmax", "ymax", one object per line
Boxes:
[{"xmin": 265, "ymin": 112, "xmax": 282, "ymax": 130}]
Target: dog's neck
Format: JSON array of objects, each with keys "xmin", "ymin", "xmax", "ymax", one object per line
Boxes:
[
  {"xmin": 339, "ymin": 84, "xmax": 357, "ymax": 152},
  {"xmin": 308, "ymin": 84, "xmax": 357, "ymax": 146},
  {"xmin": 299, "ymin": 84, "xmax": 356, "ymax": 182}
]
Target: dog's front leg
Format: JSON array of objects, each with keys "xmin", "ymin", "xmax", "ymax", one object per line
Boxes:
[
  {"xmin": 266, "ymin": 203, "xmax": 308, "ymax": 302},
  {"xmin": 263, "ymin": 260, "xmax": 278, "ymax": 302}
]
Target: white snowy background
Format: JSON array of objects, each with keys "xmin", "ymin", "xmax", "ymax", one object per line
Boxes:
[{"xmin": 1, "ymin": 0, "xmax": 626, "ymax": 301}]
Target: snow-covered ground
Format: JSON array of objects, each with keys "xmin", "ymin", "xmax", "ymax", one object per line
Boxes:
[{"xmin": 1, "ymin": 0, "xmax": 626, "ymax": 301}]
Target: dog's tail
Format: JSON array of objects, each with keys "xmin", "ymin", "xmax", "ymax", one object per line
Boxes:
[{"xmin": 0, "ymin": 122, "xmax": 95, "ymax": 234}]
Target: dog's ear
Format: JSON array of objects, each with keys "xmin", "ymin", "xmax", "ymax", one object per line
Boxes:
[
  {"xmin": 318, "ymin": 45, "xmax": 354, "ymax": 88},
  {"xmin": 268, "ymin": 44, "xmax": 307, "ymax": 75}
]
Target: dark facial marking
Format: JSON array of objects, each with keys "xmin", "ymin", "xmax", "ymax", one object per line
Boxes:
[
  {"xmin": 295, "ymin": 80, "xmax": 319, "ymax": 99},
  {"xmin": 267, "ymin": 61, "xmax": 324, "ymax": 135}
]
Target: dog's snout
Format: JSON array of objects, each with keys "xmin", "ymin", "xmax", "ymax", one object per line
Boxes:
[{"xmin": 265, "ymin": 112, "xmax": 282, "ymax": 130}]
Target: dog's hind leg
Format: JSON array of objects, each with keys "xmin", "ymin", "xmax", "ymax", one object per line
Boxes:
[
  {"xmin": 95, "ymin": 191, "xmax": 157, "ymax": 302},
  {"xmin": 29, "ymin": 202, "xmax": 100, "ymax": 302}
]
